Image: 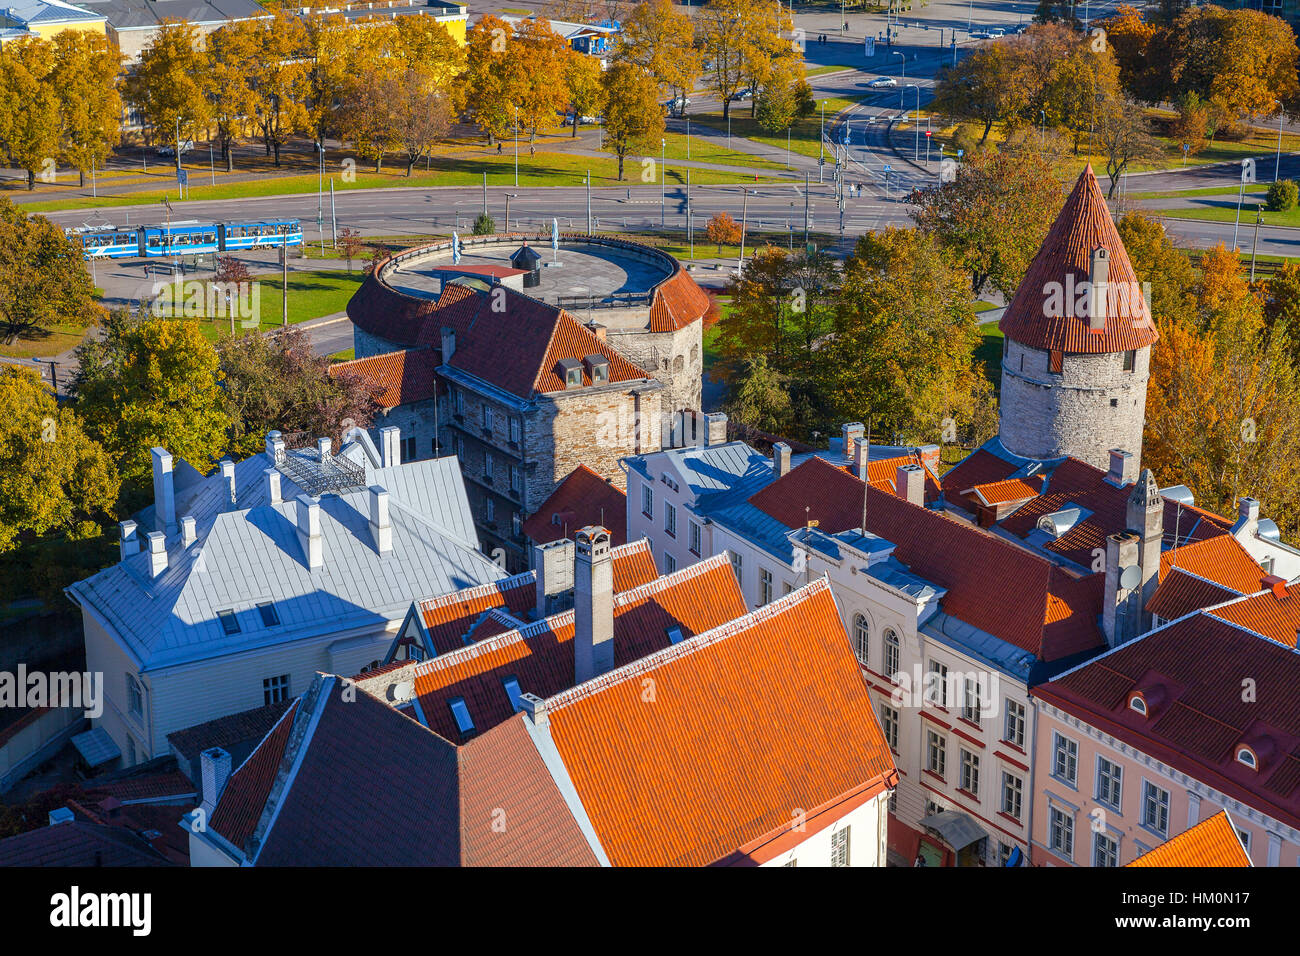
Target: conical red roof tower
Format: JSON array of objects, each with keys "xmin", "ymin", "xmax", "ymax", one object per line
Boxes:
[{"xmin": 999, "ymin": 165, "xmax": 1159, "ymax": 353}]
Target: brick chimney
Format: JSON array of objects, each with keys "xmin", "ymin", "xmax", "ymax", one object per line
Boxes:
[
  {"xmin": 1233, "ymin": 497, "xmax": 1261, "ymax": 539},
  {"xmin": 1127, "ymin": 468, "xmax": 1163, "ymax": 633},
  {"xmin": 773, "ymin": 442, "xmax": 792, "ymax": 478},
  {"xmin": 534, "ymin": 537, "xmax": 575, "ymax": 618},
  {"xmin": 896, "ymin": 463, "xmax": 925, "ymax": 506},
  {"xmin": 368, "ymin": 485, "xmax": 392, "ymax": 554},
  {"xmin": 854, "ymin": 438, "xmax": 870, "ymax": 479},
  {"xmin": 1103, "ymin": 531, "xmax": 1141, "ymax": 646},
  {"xmin": 379, "ymin": 426, "xmax": 401, "ymax": 468},
  {"xmin": 841, "ymin": 422, "xmax": 864, "ymax": 464},
  {"xmin": 1106, "ymin": 449, "xmax": 1137, "ymax": 487},
  {"xmin": 296, "ymin": 495, "xmax": 323, "ymax": 570},
  {"xmin": 573, "ymin": 526, "xmax": 614, "ymax": 684},
  {"xmin": 151, "ymin": 447, "xmax": 176, "ymax": 537},
  {"xmin": 705, "ymin": 412, "xmax": 728, "ymax": 447}
]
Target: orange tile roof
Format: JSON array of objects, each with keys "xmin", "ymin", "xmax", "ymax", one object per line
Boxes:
[
  {"xmin": 545, "ymin": 579, "xmax": 898, "ymax": 866},
  {"xmin": 411, "ymin": 540, "xmax": 659, "ymax": 656},
  {"xmin": 969, "ymin": 476, "xmax": 1044, "ymax": 507},
  {"xmin": 1208, "ymin": 586, "xmax": 1300, "ymax": 647},
  {"xmin": 1126, "ymin": 811, "xmax": 1252, "ymax": 867},
  {"xmin": 940, "ymin": 448, "xmax": 1019, "ymax": 505},
  {"xmin": 1160, "ymin": 535, "xmax": 1266, "ymax": 594},
  {"xmin": 999, "ymin": 165, "xmax": 1160, "ymax": 354},
  {"xmin": 521, "ymin": 464, "xmax": 627, "ymax": 546},
  {"xmin": 1147, "ymin": 568, "xmax": 1241, "ymax": 622},
  {"xmin": 410, "ymin": 554, "xmax": 748, "ymax": 741},
  {"xmin": 208, "ymin": 699, "xmax": 299, "ymax": 849},
  {"xmin": 649, "ymin": 267, "xmax": 711, "ymax": 332},
  {"xmin": 328, "ymin": 347, "xmax": 436, "ymax": 408}
]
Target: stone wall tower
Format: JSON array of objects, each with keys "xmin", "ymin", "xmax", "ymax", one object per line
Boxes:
[{"xmin": 997, "ymin": 166, "xmax": 1159, "ymax": 470}]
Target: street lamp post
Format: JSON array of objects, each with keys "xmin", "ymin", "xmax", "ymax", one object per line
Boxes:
[
  {"xmin": 967, "ymin": 0, "xmax": 973, "ymax": 31},
  {"xmin": 661, "ymin": 138, "xmax": 666, "ymax": 229},
  {"xmin": 906, "ymin": 84, "xmax": 920, "ymax": 160},
  {"xmin": 819, "ymin": 101, "xmax": 825, "ymax": 184},
  {"xmin": 786, "ymin": 127, "xmax": 791, "ymax": 168},
  {"xmin": 505, "ymin": 193, "xmax": 517, "ymax": 233},
  {"xmin": 514, "ymin": 106, "xmax": 519, "ymax": 187},
  {"xmin": 586, "ymin": 170, "xmax": 592, "ymax": 234},
  {"xmin": 895, "ymin": 50, "xmax": 905, "ymax": 84},
  {"xmin": 1275, "ymin": 101, "xmax": 1285, "ymax": 183}
]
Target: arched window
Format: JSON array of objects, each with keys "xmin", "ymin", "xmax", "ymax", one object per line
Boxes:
[
  {"xmin": 1237, "ymin": 746, "xmax": 1257, "ymax": 770},
  {"xmin": 853, "ymin": 614, "xmax": 870, "ymax": 665},
  {"xmin": 1129, "ymin": 693, "xmax": 1147, "ymax": 716},
  {"xmin": 883, "ymin": 628, "xmax": 901, "ymax": 679},
  {"xmin": 673, "ymin": 355, "xmax": 685, "ymax": 373}
]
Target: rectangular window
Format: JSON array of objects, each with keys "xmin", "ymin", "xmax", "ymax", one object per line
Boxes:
[
  {"xmin": 663, "ymin": 551, "xmax": 677, "ymax": 573},
  {"xmin": 1096, "ymin": 757, "xmax": 1123, "ymax": 810},
  {"xmin": 688, "ymin": 520, "xmax": 701, "ymax": 555},
  {"xmin": 401, "ymin": 435, "xmax": 417, "ymax": 463},
  {"xmin": 1142, "ymin": 781, "xmax": 1170, "ymax": 838},
  {"xmin": 1004, "ymin": 700, "xmax": 1026, "ymax": 748},
  {"xmin": 926, "ymin": 660, "xmax": 949, "ymax": 707},
  {"xmin": 484, "ymin": 453, "xmax": 494, "ymax": 481},
  {"xmin": 482, "ymin": 406, "xmax": 493, "ymax": 430},
  {"xmin": 1049, "ymin": 806, "xmax": 1074, "ymax": 858},
  {"xmin": 453, "ymin": 388, "xmax": 463, "ymax": 414},
  {"xmin": 509, "ymin": 417, "xmax": 521, "ymax": 443},
  {"xmin": 1122, "ymin": 349, "xmax": 1136, "ymax": 372},
  {"xmin": 485, "ymin": 498, "xmax": 495, "ymax": 523},
  {"xmin": 729, "ymin": 549, "xmax": 743, "ymax": 586},
  {"xmin": 881, "ymin": 704, "xmax": 899, "ymax": 750},
  {"xmin": 759, "ymin": 568, "xmax": 773, "ymax": 605},
  {"xmin": 257, "ymin": 602, "xmax": 280, "ymax": 627},
  {"xmin": 783, "ymin": 581, "xmax": 794, "ymax": 596},
  {"xmin": 510, "ymin": 465, "xmax": 521, "ymax": 492},
  {"xmin": 962, "ymin": 678, "xmax": 981, "ymax": 724},
  {"xmin": 998, "ymin": 842, "xmax": 1014, "ymax": 866},
  {"xmin": 1053, "ymin": 733, "xmax": 1078, "ymax": 786},
  {"xmin": 217, "ymin": 609, "xmax": 240, "ymax": 635},
  {"xmin": 1093, "ymin": 831, "xmax": 1119, "ymax": 868},
  {"xmin": 960, "ymin": 749, "xmax": 980, "ymax": 796},
  {"xmin": 830, "ymin": 826, "xmax": 850, "ymax": 867},
  {"xmin": 1001, "ymin": 772, "xmax": 1023, "ymax": 820},
  {"xmin": 926, "ymin": 730, "xmax": 946, "ymax": 778},
  {"xmin": 1049, "ymin": 349, "xmax": 1064, "ymax": 374},
  {"xmin": 263, "ymin": 674, "xmax": 289, "ymax": 705},
  {"xmin": 127, "ymin": 675, "xmax": 143, "ymax": 718},
  {"xmin": 642, "ymin": 484, "xmax": 653, "ymax": 519},
  {"xmin": 665, "ymin": 502, "xmax": 677, "ymax": 538},
  {"xmin": 449, "ymin": 697, "xmax": 474, "ymax": 734}
]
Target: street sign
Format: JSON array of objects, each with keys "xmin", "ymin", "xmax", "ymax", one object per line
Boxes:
[
  {"xmin": 925, "ymin": 130, "xmax": 932, "ymax": 137},
  {"xmin": 883, "ymin": 164, "xmax": 892, "ymax": 172},
  {"xmin": 176, "ymin": 169, "xmax": 188, "ymax": 186},
  {"xmin": 957, "ymin": 149, "xmax": 964, "ymax": 158}
]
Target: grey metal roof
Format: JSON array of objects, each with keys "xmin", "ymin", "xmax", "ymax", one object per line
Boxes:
[
  {"xmin": 660, "ymin": 441, "xmax": 773, "ymax": 501},
  {"xmin": 865, "ymin": 556, "xmax": 943, "ymax": 602},
  {"xmin": 919, "ymin": 810, "xmax": 987, "ymax": 851},
  {"xmin": 74, "ymin": 0, "xmax": 265, "ymax": 29},
  {"xmin": 67, "ymin": 449, "xmax": 504, "ymax": 673},
  {"xmin": 5, "ymin": 0, "xmax": 104, "ymax": 23},
  {"xmin": 921, "ymin": 611, "xmax": 1041, "ymax": 682}
]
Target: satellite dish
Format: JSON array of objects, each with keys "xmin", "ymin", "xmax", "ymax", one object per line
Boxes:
[
  {"xmin": 390, "ymin": 680, "xmax": 414, "ymax": 703},
  {"xmin": 1119, "ymin": 565, "xmax": 1142, "ymax": 590}
]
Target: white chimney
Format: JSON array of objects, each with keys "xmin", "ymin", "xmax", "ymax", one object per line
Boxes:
[
  {"xmin": 518, "ymin": 692, "xmax": 547, "ymax": 725},
  {"xmin": 841, "ymin": 422, "xmax": 864, "ymax": 464},
  {"xmin": 265, "ymin": 429, "xmax": 285, "ymax": 462},
  {"xmin": 896, "ymin": 463, "xmax": 925, "ymax": 507},
  {"xmin": 151, "ymin": 447, "xmax": 176, "ymax": 536},
  {"xmin": 1234, "ymin": 496, "xmax": 1261, "ymax": 538},
  {"xmin": 119, "ymin": 520, "xmax": 139, "ymax": 562},
  {"xmin": 368, "ymin": 485, "xmax": 392, "ymax": 554},
  {"xmin": 264, "ymin": 467, "xmax": 282, "ymax": 505},
  {"xmin": 317, "ymin": 437, "xmax": 332, "ymax": 461},
  {"xmin": 854, "ymin": 438, "xmax": 870, "ymax": 479},
  {"xmin": 1106, "ymin": 449, "xmax": 1136, "ymax": 486},
  {"xmin": 48, "ymin": 807, "xmax": 74, "ymax": 826},
  {"xmin": 219, "ymin": 458, "xmax": 236, "ymax": 509},
  {"xmin": 379, "ymin": 426, "xmax": 401, "ymax": 468},
  {"xmin": 296, "ymin": 495, "xmax": 323, "ymax": 570},
  {"xmin": 534, "ymin": 537, "xmax": 575, "ymax": 618},
  {"xmin": 704, "ymin": 412, "xmax": 728, "ymax": 447},
  {"xmin": 1103, "ymin": 531, "xmax": 1141, "ymax": 646},
  {"xmin": 573, "ymin": 526, "xmax": 614, "ymax": 684},
  {"xmin": 441, "ymin": 326, "xmax": 456, "ymax": 361},
  {"xmin": 773, "ymin": 442, "xmax": 792, "ymax": 478},
  {"xmin": 1089, "ymin": 247, "xmax": 1110, "ymax": 332},
  {"xmin": 181, "ymin": 515, "xmax": 197, "ymax": 548},
  {"xmin": 199, "ymin": 747, "xmax": 232, "ymax": 816},
  {"xmin": 146, "ymin": 530, "xmax": 167, "ymax": 578}
]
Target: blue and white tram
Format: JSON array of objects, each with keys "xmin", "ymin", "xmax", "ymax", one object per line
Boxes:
[
  {"xmin": 76, "ymin": 228, "xmax": 141, "ymax": 259},
  {"xmin": 72, "ymin": 218, "xmax": 304, "ymax": 259},
  {"xmin": 220, "ymin": 219, "xmax": 304, "ymax": 251}
]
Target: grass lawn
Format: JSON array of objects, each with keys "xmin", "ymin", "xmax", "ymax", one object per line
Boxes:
[
  {"xmin": 975, "ymin": 326, "xmax": 1004, "ymax": 395},
  {"xmin": 329, "ymin": 347, "xmax": 355, "ymax": 362},
  {"xmin": 805, "ymin": 64, "xmax": 857, "ymax": 77},
  {"xmin": 659, "ymin": 130, "xmax": 787, "ymax": 171},
  {"xmin": 1130, "ymin": 185, "xmax": 1273, "ymax": 201},
  {"xmin": 1153, "ymin": 200, "xmax": 1300, "ymax": 228},
  {"xmin": 21, "ymin": 149, "xmax": 783, "ymax": 214},
  {"xmin": 0, "ymin": 319, "xmax": 92, "ymax": 359},
  {"xmin": 974, "ymin": 300, "xmax": 999, "ymax": 313},
  {"xmin": 689, "ymin": 95, "xmax": 864, "ymax": 162},
  {"xmin": 154, "ymin": 269, "xmax": 363, "ymax": 341}
]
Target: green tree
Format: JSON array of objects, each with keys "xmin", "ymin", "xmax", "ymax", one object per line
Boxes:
[
  {"xmin": 565, "ymin": 51, "xmax": 606, "ymax": 137},
  {"xmin": 931, "ymin": 42, "xmax": 1028, "ymax": 145},
  {"xmin": 71, "ymin": 312, "xmax": 233, "ymax": 487},
  {"xmin": 601, "ymin": 61, "xmax": 664, "ymax": 181},
  {"xmin": 464, "ymin": 14, "xmax": 523, "ymax": 145},
  {"xmin": 909, "ymin": 148, "xmax": 1062, "ymax": 297},
  {"xmin": 0, "ymin": 366, "xmax": 119, "ymax": 556},
  {"xmin": 614, "ymin": 0, "xmax": 700, "ymax": 108},
  {"xmin": 723, "ymin": 355, "xmax": 793, "ymax": 435},
  {"xmin": 0, "ymin": 198, "xmax": 102, "ymax": 344},
  {"xmin": 203, "ymin": 21, "xmax": 260, "ymax": 172}
]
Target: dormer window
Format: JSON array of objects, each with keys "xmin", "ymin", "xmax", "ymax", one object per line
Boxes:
[
  {"xmin": 1236, "ymin": 745, "xmax": 1258, "ymax": 770},
  {"xmin": 449, "ymin": 697, "xmax": 474, "ymax": 734},
  {"xmin": 558, "ymin": 358, "xmax": 583, "ymax": 389},
  {"xmin": 1128, "ymin": 692, "xmax": 1147, "ymax": 716},
  {"xmin": 584, "ymin": 353, "xmax": 609, "ymax": 384}
]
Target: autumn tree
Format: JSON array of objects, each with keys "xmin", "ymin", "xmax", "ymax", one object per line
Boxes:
[
  {"xmin": 465, "ymin": 14, "xmax": 522, "ymax": 145},
  {"xmin": 601, "ymin": 61, "xmax": 663, "ymax": 181},
  {"xmin": 909, "ymin": 148, "xmax": 1062, "ymax": 297},
  {"xmin": 0, "ymin": 37, "xmax": 60, "ymax": 189},
  {"xmin": 388, "ymin": 69, "xmax": 453, "ymax": 175},
  {"xmin": 1096, "ymin": 4, "xmax": 1161, "ymax": 103},
  {"xmin": 705, "ymin": 210, "xmax": 742, "ymax": 253},
  {"xmin": 565, "ymin": 51, "xmax": 606, "ymax": 136},
  {"xmin": 1094, "ymin": 95, "xmax": 1164, "ymax": 197},
  {"xmin": 513, "ymin": 18, "xmax": 572, "ymax": 141},
  {"xmin": 932, "ymin": 42, "xmax": 1028, "ymax": 146},
  {"xmin": 386, "ymin": 13, "xmax": 467, "ymax": 95},
  {"xmin": 247, "ymin": 14, "xmax": 311, "ymax": 166},
  {"xmin": 123, "ymin": 22, "xmax": 212, "ymax": 170},
  {"xmin": 338, "ymin": 228, "xmax": 365, "ymax": 271},
  {"xmin": 699, "ymin": 0, "xmax": 768, "ymax": 120},
  {"xmin": 0, "ymin": 366, "xmax": 119, "ymax": 557},
  {"xmin": 1040, "ymin": 39, "xmax": 1122, "ymax": 154},
  {"xmin": 304, "ymin": 12, "xmax": 373, "ymax": 145},
  {"xmin": 339, "ymin": 67, "xmax": 400, "ymax": 173},
  {"xmin": 614, "ymin": 0, "xmax": 701, "ymax": 109},
  {"xmin": 0, "ymin": 198, "xmax": 102, "ymax": 344},
  {"xmin": 48, "ymin": 32, "xmax": 122, "ymax": 187},
  {"xmin": 70, "ymin": 312, "xmax": 233, "ymax": 487},
  {"xmin": 203, "ymin": 21, "xmax": 260, "ymax": 171},
  {"xmin": 1116, "ymin": 211, "xmax": 1197, "ymax": 325}
]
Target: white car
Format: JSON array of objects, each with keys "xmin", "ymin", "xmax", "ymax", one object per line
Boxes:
[
  {"xmin": 970, "ymin": 30, "xmax": 993, "ymax": 39},
  {"xmin": 988, "ymin": 28, "xmax": 1005, "ymax": 37},
  {"xmin": 157, "ymin": 139, "xmax": 194, "ymax": 157},
  {"xmin": 731, "ymin": 87, "xmax": 754, "ymax": 101},
  {"xmin": 865, "ymin": 76, "xmax": 898, "ymax": 89}
]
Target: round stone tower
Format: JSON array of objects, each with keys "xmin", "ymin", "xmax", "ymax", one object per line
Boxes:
[{"xmin": 997, "ymin": 165, "xmax": 1160, "ymax": 470}]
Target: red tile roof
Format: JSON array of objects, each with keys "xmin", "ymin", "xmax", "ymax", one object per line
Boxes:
[
  {"xmin": 1160, "ymin": 535, "xmax": 1266, "ymax": 593},
  {"xmin": 328, "ymin": 348, "xmax": 436, "ymax": 408},
  {"xmin": 1127, "ymin": 811, "xmax": 1252, "ymax": 867},
  {"xmin": 999, "ymin": 165, "xmax": 1160, "ymax": 354},
  {"xmin": 545, "ymin": 579, "xmax": 898, "ymax": 866},
  {"xmin": 1035, "ymin": 612, "xmax": 1300, "ymax": 833},
  {"xmin": 1208, "ymin": 586, "xmax": 1300, "ymax": 647},
  {"xmin": 749, "ymin": 456, "xmax": 1104, "ymax": 661},
  {"xmin": 521, "ymin": 464, "xmax": 628, "ymax": 546},
  {"xmin": 1147, "ymin": 568, "xmax": 1241, "ymax": 622},
  {"xmin": 166, "ymin": 699, "xmax": 294, "ymax": 761},
  {"xmin": 208, "ymin": 699, "xmax": 299, "ymax": 850},
  {"xmin": 969, "ymin": 476, "xmax": 1044, "ymax": 507},
  {"xmin": 940, "ymin": 448, "xmax": 1020, "ymax": 505},
  {"xmin": 87, "ymin": 772, "xmax": 195, "ymax": 804},
  {"xmin": 0, "ymin": 821, "xmax": 173, "ymax": 867},
  {"xmin": 410, "ymin": 539, "xmax": 659, "ymax": 657},
  {"xmin": 649, "ymin": 267, "xmax": 712, "ymax": 332},
  {"xmin": 409, "ymin": 554, "xmax": 748, "ymax": 742}
]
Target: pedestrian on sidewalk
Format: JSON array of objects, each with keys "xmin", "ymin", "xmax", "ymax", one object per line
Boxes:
[{"xmin": 497, "ymin": 142, "xmax": 503, "ymax": 154}]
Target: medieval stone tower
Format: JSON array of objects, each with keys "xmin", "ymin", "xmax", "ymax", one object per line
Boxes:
[{"xmin": 997, "ymin": 166, "xmax": 1159, "ymax": 470}]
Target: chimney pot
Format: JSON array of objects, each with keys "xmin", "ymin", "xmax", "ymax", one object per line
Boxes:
[
  {"xmin": 119, "ymin": 520, "xmax": 139, "ymax": 563},
  {"xmin": 1264, "ymin": 574, "xmax": 1287, "ymax": 598},
  {"xmin": 518, "ymin": 692, "xmax": 548, "ymax": 725},
  {"xmin": 1107, "ymin": 449, "xmax": 1136, "ymax": 486},
  {"xmin": 773, "ymin": 442, "xmax": 792, "ymax": 478},
  {"xmin": 146, "ymin": 531, "xmax": 167, "ymax": 579},
  {"xmin": 896, "ymin": 463, "xmax": 925, "ymax": 506},
  {"xmin": 181, "ymin": 515, "xmax": 197, "ymax": 548}
]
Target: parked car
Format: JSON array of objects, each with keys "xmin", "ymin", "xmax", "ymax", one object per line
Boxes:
[
  {"xmin": 970, "ymin": 30, "xmax": 993, "ymax": 39},
  {"xmin": 157, "ymin": 140, "xmax": 194, "ymax": 157},
  {"xmin": 731, "ymin": 87, "xmax": 754, "ymax": 101},
  {"xmin": 988, "ymin": 28, "xmax": 1005, "ymax": 37},
  {"xmin": 865, "ymin": 76, "xmax": 898, "ymax": 88},
  {"xmin": 664, "ymin": 96, "xmax": 690, "ymax": 114}
]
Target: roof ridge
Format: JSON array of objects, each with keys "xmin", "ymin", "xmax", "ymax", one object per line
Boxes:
[
  {"xmin": 546, "ymin": 577, "xmax": 833, "ymax": 713},
  {"xmin": 416, "ymin": 570, "xmax": 535, "ymax": 614}
]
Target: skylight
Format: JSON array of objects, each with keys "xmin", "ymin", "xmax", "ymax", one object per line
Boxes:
[
  {"xmin": 667, "ymin": 626, "xmax": 685, "ymax": 645},
  {"xmin": 449, "ymin": 697, "xmax": 474, "ymax": 734},
  {"xmin": 217, "ymin": 609, "xmax": 241, "ymax": 635},
  {"xmin": 503, "ymin": 676, "xmax": 523, "ymax": 712},
  {"xmin": 257, "ymin": 602, "xmax": 280, "ymax": 627}
]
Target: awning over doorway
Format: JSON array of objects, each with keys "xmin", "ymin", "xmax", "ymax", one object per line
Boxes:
[
  {"xmin": 71, "ymin": 728, "xmax": 120, "ymax": 768},
  {"xmin": 918, "ymin": 811, "xmax": 988, "ymax": 851}
]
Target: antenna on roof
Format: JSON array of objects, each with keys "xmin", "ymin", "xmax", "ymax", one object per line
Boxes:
[{"xmin": 1172, "ymin": 501, "xmax": 1182, "ymax": 566}]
